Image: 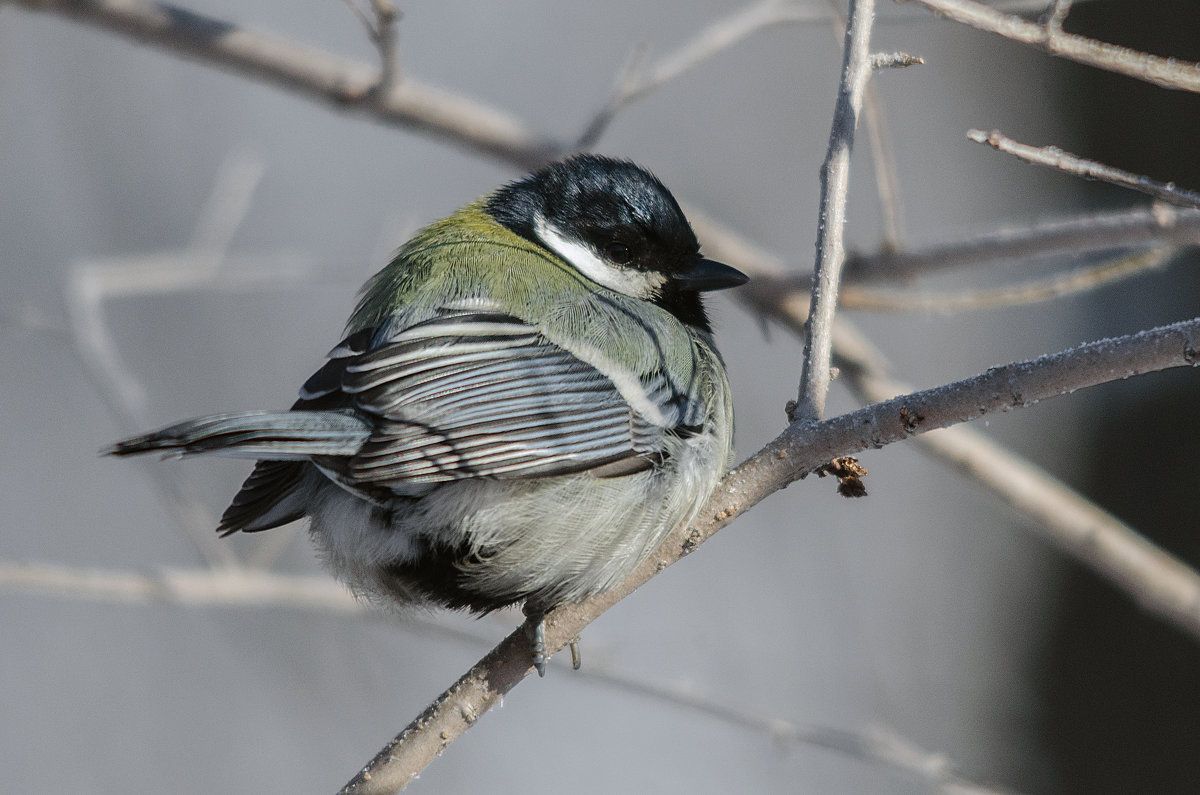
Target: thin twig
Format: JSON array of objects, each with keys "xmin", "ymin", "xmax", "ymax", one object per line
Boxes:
[
  {"xmin": 574, "ymin": 44, "xmax": 649, "ymax": 150},
  {"xmin": 861, "ymin": 70, "xmax": 908, "ymax": 250},
  {"xmin": 577, "ymin": 670, "xmax": 1016, "ymax": 795},
  {"xmin": 843, "ymin": 203, "xmax": 1200, "ymax": 284},
  {"xmin": 342, "ymin": 0, "xmax": 401, "ymax": 95},
  {"xmin": 373, "ymin": 0, "xmax": 400, "ymax": 93},
  {"xmin": 907, "ymin": 0, "xmax": 1200, "ymax": 93},
  {"xmin": 0, "ymin": 559, "xmax": 357, "ymax": 611},
  {"xmin": 1041, "ymin": 0, "xmax": 1074, "ymax": 32},
  {"xmin": 65, "ymin": 154, "xmax": 306, "ymax": 570},
  {"xmin": 839, "ymin": 246, "xmax": 1175, "ymax": 312},
  {"xmin": 968, "ymin": 129, "xmax": 1200, "ymax": 209},
  {"xmin": 576, "ymin": 0, "xmax": 822, "ymax": 148},
  {"xmin": 870, "ymin": 51, "xmax": 924, "ymax": 70},
  {"xmin": 340, "ymin": 315, "xmax": 1200, "ymax": 791},
  {"xmin": 187, "ymin": 151, "xmax": 266, "ymax": 258},
  {"xmin": 996, "ymin": 0, "xmax": 1096, "ymax": 14},
  {"xmin": 796, "ymin": 0, "xmax": 878, "ymax": 421},
  {"xmin": 371, "ymin": 0, "xmax": 402, "ymax": 94},
  {"xmin": 0, "ymin": 558, "xmax": 532, "ymax": 656}
]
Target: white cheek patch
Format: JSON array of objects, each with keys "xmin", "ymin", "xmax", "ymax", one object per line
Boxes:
[{"xmin": 534, "ymin": 215, "xmax": 666, "ymax": 299}]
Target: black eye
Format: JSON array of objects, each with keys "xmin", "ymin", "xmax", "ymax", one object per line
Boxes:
[{"xmin": 605, "ymin": 242, "xmax": 633, "ymax": 265}]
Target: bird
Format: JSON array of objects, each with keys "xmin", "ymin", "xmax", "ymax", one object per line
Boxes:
[{"xmin": 105, "ymin": 154, "xmax": 747, "ymax": 674}]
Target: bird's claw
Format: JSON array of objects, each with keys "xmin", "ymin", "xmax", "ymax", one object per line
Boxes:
[{"xmin": 524, "ymin": 609, "xmax": 547, "ymax": 677}]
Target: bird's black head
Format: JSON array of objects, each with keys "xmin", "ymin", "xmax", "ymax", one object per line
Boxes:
[{"xmin": 486, "ymin": 154, "xmax": 748, "ymax": 331}]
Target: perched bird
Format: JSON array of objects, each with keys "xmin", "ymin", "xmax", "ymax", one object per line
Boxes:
[{"xmin": 106, "ymin": 154, "xmax": 746, "ymax": 673}]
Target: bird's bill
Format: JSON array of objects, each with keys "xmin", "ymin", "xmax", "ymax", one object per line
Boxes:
[{"xmin": 675, "ymin": 257, "xmax": 750, "ymax": 292}]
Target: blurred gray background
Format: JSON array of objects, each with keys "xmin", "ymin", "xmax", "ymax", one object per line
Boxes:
[{"xmin": 3, "ymin": 1, "xmax": 1198, "ymax": 793}]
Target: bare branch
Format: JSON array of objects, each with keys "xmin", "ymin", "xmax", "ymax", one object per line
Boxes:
[
  {"xmin": 968, "ymin": 129, "xmax": 1200, "ymax": 209},
  {"xmin": 844, "ymin": 203, "xmax": 1200, "ymax": 284},
  {"xmin": 988, "ymin": 0, "xmax": 1097, "ymax": 14},
  {"xmin": 64, "ymin": 157, "xmax": 318, "ymax": 570},
  {"xmin": 907, "ymin": 0, "xmax": 1200, "ymax": 93},
  {"xmin": 187, "ymin": 150, "xmax": 265, "ymax": 258},
  {"xmin": 861, "ymin": 76, "xmax": 907, "ymax": 250},
  {"xmin": 0, "ymin": 559, "xmax": 358, "ymax": 611},
  {"xmin": 922, "ymin": 422, "xmax": 1200, "ymax": 645},
  {"xmin": 12, "ymin": 0, "xmax": 559, "ymax": 168},
  {"xmin": 0, "ymin": 559, "xmax": 523, "ymax": 656},
  {"xmin": 796, "ymin": 0, "xmax": 878, "ymax": 421},
  {"xmin": 576, "ymin": 669, "xmax": 1017, "ymax": 795},
  {"xmin": 370, "ymin": 0, "xmax": 400, "ymax": 93},
  {"xmin": 1041, "ymin": 0, "xmax": 1074, "ymax": 32},
  {"xmin": 739, "ymin": 204, "xmax": 1200, "ymax": 310},
  {"xmin": 837, "ymin": 356, "xmax": 1200, "ymax": 650},
  {"xmin": 839, "ymin": 246, "xmax": 1175, "ymax": 312},
  {"xmin": 870, "ymin": 51, "xmax": 924, "ymax": 70},
  {"xmin": 341, "ymin": 315, "xmax": 1200, "ymax": 789},
  {"xmin": 342, "ymin": 0, "xmax": 401, "ymax": 95},
  {"xmin": 574, "ymin": 45, "xmax": 649, "ymax": 151},
  {"xmin": 340, "ymin": 0, "xmax": 375, "ymax": 40},
  {"xmin": 576, "ymin": 0, "xmax": 822, "ymax": 148},
  {"xmin": 820, "ymin": 0, "xmax": 914, "ymax": 257}
]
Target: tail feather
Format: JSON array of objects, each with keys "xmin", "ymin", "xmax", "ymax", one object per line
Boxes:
[
  {"xmin": 103, "ymin": 411, "xmax": 371, "ymax": 460},
  {"xmin": 217, "ymin": 460, "xmax": 311, "ymax": 536}
]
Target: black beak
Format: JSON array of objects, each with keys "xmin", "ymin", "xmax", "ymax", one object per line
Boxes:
[{"xmin": 675, "ymin": 256, "xmax": 750, "ymax": 292}]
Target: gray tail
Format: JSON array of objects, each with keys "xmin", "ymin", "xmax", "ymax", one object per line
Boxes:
[{"xmin": 102, "ymin": 411, "xmax": 371, "ymax": 460}]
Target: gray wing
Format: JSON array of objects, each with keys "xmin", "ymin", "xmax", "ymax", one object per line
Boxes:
[{"xmin": 303, "ymin": 312, "xmax": 676, "ymax": 487}]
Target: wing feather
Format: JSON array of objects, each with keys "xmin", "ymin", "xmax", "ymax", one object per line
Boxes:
[{"xmin": 309, "ymin": 312, "xmax": 690, "ymax": 488}]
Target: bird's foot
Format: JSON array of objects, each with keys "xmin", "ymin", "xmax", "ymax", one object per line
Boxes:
[{"xmin": 523, "ymin": 607, "xmax": 547, "ymax": 677}]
